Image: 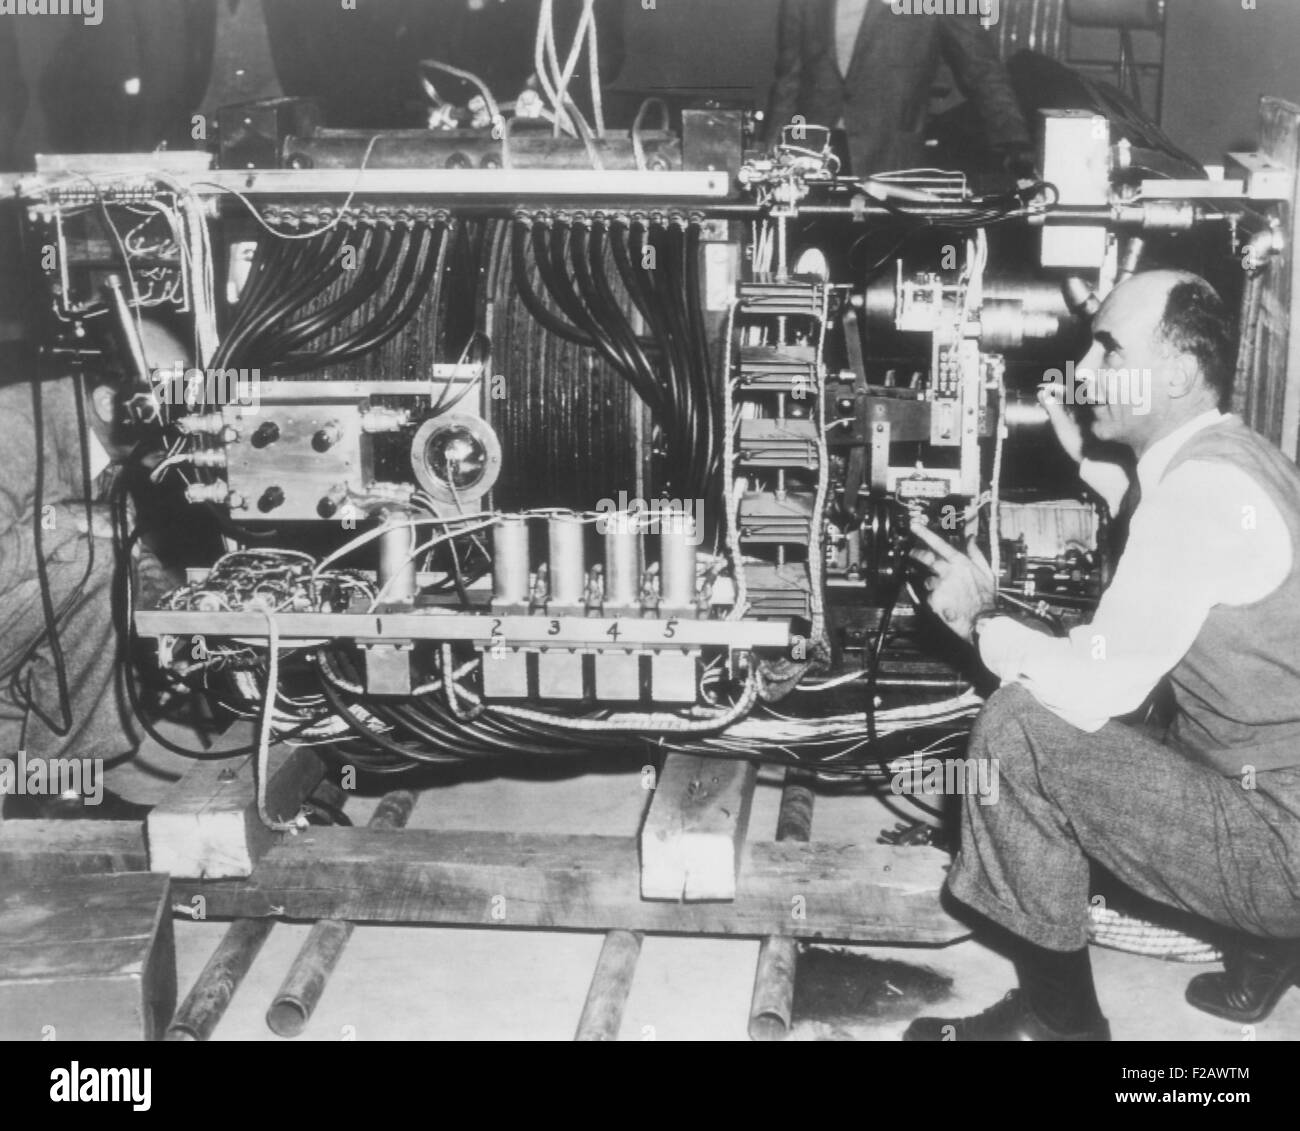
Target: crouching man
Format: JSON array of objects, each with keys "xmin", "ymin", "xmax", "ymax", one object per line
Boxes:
[{"xmin": 907, "ymin": 270, "xmax": 1300, "ymax": 1040}]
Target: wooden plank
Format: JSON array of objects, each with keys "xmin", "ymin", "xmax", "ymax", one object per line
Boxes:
[
  {"xmin": 146, "ymin": 747, "xmax": 325, "ymax": 880},
  {"xmin": 640, "ymin": 755, "xmax": 758, "ymax": 901},
  {"xmin": 171, "ymin": 829, "xmax": 968, "ymax": 945},
  {"xmin": 0, "ymin": 872, "xmax": 176, "ymax": 1041},
  {"xmin": 0, "ymin": 821, "xmax": 148, "ymax": 884}
]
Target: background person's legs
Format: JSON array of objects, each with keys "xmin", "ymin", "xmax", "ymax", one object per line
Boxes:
[{"xmin": 0, "ymin": 536, "xmax": 140, "ymax": 778}]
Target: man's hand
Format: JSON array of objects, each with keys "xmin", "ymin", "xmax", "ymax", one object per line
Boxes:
[
  {"xmin": 909, "ymin": 523, "xmax": 996, "ymax": 643},
  {"xmin": 1038, "ymin": 384, "xmax": 1084, "ymax": 463}
]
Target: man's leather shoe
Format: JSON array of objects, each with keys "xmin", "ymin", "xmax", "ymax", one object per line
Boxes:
[
  {"xmin": 903, "ymin": 989, "xmax": 1111, "ymax": 1042},
  {"xmin": 1186, "ymin": 939, "xmax": 1300, "ymax": 1023}
]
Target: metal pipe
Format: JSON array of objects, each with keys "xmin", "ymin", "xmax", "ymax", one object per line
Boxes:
[
  {"xmin": 165, "ymin": 918, "xmax": 276, "ymax": 1041},
  {"xmin": 547, "ymin": 513, "xmax": 587, "ymax": 607},
  {"xmin": 574, "ymin": 930, "xmax": 644, "ymax": 1041},
  {"xmin": 749, "ymin": 770, "xmax": 815, "ymax": 1041},
  {"xmin": 105, "ymin": 274, "xmax": 151, "ymax": 385},
  {"xmin": 266, "ymin": 791, "xmax": 417, "ymax": 1038},
  {"xmin": 492, "ymin": 515, "xmax": 531, "ymax": 606}
]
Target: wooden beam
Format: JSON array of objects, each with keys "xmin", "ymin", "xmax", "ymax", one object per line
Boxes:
[
  {"xmin": 170, "ymin": 828, "xmax": 968, "ymax": 945},
  {"xmin": 147, "ymin": 747, "xmax": 325, "ymax": 880},
  {"xmin": 640, "ymin": 755, "xmax": 758, "ymax": 901},
  {"xmin": 0, "ymin": 820, "xmax": 147, "ymax": 884},
  {"xmin": 0, "ymin": 872, "xmax": 176, "ymax": 1041}
]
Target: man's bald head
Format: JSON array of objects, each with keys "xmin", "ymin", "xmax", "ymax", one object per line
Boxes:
[
  {"xmin": 1096, "ymin": 270, "xmax": 1235, "ymax": 406},
  {"xmin": 1080, "ymin": 270, "xmax": 1237, "ymax": 455}
]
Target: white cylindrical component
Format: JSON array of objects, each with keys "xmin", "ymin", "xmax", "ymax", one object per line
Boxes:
[
  {"xmin": 360, "ymin": 406, "xmax": 411, "ymax": 434},
  {"xmin": 660, "ymin": 510, "xmax": 698, "ymax": 610},
  {"xmin": 377, "ymin": 515, "xmax": 418, "ymax": 606},
  {"xmin": 177, "ymin": 413, "xmax": 226, "ymax": 436},
  {"xmin": 548, "ymin": 514, "xmax": 587, "ymax": 607},
  {"xmin": 185, "ymin": 482, "xmax": 231, "ymax": 505},
  {"xmin": 493, "ymin": 515, "xmax": 531, "ymax": 606},
  {"xmin": 603, "ymin": 514, "xmax": 641, "ymax": 610},
  {"xmin": 189, "ymin": 449, "xmax": 228, "ymax": 470}
]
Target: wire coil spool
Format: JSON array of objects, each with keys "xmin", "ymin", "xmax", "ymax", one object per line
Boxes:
[
  {"xmin": 548, "ymin": 513, "xmax": 587, "ymax": 607},
  {"xmin": 492, "ymin": 515, "xmax": 531, "ymax": 607},
  {"xmin": 603, "ymin": 514, "xmax": 642, "ymax": 610},
  {"xmin": 659, "ymin": 509, "xmax": 699, "ymax": 610},
  {"xmin": 484, "ymin": 219, "xmax": 646, "ymax": 514}
]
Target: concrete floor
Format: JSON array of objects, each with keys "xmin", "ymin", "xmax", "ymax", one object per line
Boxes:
[{"xmin": 111, "ymin": 748, "xmax": 1300, "ymax": 1042}]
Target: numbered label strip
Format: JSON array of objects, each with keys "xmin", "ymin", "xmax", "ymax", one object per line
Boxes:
[{"xmin": 141, "ymin": 611, "xmax": 793, "ymax": 653}]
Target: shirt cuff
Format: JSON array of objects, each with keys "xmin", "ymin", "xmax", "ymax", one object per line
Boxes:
[
  {"xmin": 975, "ymin": 615, "xmax": 1029, "ymax": 680},
  {"xmin": 1079, "ymin": 458, "xmax": 1130, "ymax": 515}
]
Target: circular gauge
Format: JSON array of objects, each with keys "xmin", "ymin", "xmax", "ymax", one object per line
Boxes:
[{"xmin": 410, "ymin": 412, "xmax": 502, "ymax": 507}]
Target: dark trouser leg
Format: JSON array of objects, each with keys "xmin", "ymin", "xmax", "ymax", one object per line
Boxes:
[
  {"xmin": 947, "ymin": 685, "xmax": 1300, "ymax": 951},
  {"xmin": 0, "ymin": 537, "xmax": 140, "ymax": 767}
]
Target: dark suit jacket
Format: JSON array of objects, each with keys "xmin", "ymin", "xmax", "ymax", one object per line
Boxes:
[
  {"xmin": 33, "ymin": 0, "xmax": 627, "ymax": 149},
  {"xmin": 769, "ymin": 0, "xmax": 1029, "ymax": 176}
]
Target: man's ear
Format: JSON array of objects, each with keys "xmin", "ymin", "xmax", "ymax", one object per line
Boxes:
[
  {"xmin": 1165, "ymin": 351, "xmax": 1200, "ymax": 400},
  {"xmin": 90, "ymin": 384, "xmax": 118, "ymax": 425}
]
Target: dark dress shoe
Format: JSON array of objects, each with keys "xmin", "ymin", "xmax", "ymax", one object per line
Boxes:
[
  {"xmin": 903, "ymin": 989, "xmax": 1111, "ymax": 1042},
  {"xmin": 1186, "ymin": 939, "xmax": 1300, "ymax": 1023}
]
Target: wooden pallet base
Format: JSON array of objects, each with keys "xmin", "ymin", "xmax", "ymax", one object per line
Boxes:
[{"xmin": 171, "ymin": 826, "xmax": 963, "ymax": 944}]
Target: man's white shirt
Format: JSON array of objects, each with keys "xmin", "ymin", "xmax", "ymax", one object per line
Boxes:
[
  {"xmin": 977, "ymin": 411, "xmax": 1292, "ymax": 731},
  {"xmin": 835, "ymin": 0, "xmax": 872, "ymax": 77},
  {"xmin": 88, "ymin": 426, "xmax": 112, "ymax": 486}
]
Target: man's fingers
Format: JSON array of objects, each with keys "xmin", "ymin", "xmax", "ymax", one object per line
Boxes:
[{"xmin": 911, "ymin": 522, "xmax": 960, "ymax": 561}]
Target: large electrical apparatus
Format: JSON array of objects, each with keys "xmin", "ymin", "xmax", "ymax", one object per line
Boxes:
[{"xmin": 18, "ymin": 93, "xmax": 1284, "ymax": 828}]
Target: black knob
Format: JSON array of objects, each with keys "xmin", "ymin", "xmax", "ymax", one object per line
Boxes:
[
  {"xmin": 258, "ymin": 486, "xmax": 286, "ymax": 513},
  {"xmin": 312, "ymin": 425, "xmax": 341, "ymax": 453},
  {"xmin": 317, "ymin": 496, "xmax": 338, "ymax": 519},
  {"xmin": 251, "ymin": 421, "xmax": 280, "ymax": 449}
]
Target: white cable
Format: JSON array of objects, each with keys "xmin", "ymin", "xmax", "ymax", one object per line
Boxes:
[
  {"xmin": 190, "ymin": 134, "xmax": 382, "ymax": 241},
  {"xmin": 255, "ymin": 610, "xmax": 308, "ymax": 833},
  {"xmin": 991, "ymin": 369, "xmax": 1006, "ymax": 582},
  {"xmin": 807, "ymin": 284, "xmax": 832, "ymax": 648},
  {"xmin": 584, "ymin": 0, "xmax": 605, "ymax": 137},
  {"xmin": 720, "ymin": 299, "xmax": 749, "ymax": 620}
]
